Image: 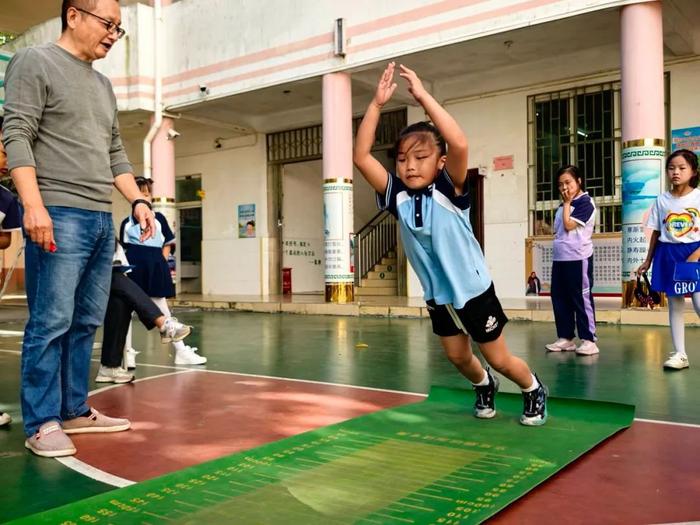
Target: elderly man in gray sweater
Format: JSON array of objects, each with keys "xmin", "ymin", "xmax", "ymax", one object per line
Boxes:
[{"xmin": 2, "ymin": 0, "xmax": 156, "ymax": 457}]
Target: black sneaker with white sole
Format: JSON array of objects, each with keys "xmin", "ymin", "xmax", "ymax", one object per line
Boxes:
[
  {"xmin": 520, "ymin": 375, "xmax": 548, "ymax": 426},
  {"xmin": 473, "ymin": 368, "xmax": 499, "ymax": 419}
]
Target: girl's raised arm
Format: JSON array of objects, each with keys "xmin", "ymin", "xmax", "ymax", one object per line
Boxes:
[
  {"xmin": 353, "ymin": 63, "xmax": 398, "ymax": 194},
  {"xmin": 399, "ymin": 65, "xmax": 468, "ymax": 193}
]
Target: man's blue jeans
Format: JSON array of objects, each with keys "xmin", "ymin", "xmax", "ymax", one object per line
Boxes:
[{"xmin": 21, "ymin": 206, "xmax": 114, "ymax": 437}]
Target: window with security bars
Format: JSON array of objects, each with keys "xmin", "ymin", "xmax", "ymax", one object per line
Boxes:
[
  {"xmin": 266, "ymin": 108, "xmax": 406, "ymax": 164},
  {"xmin": 528, "ymin": 82, "xmax": 622, "ymax": 235}
]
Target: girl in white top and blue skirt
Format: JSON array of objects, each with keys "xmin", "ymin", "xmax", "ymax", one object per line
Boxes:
[
  {"xmin": 638, "ymin": 149, "xmax": 700, "ymax": 370},
  {"xmin": 120, "ymin": 177, "xmax": 206, "ymax": 366}
]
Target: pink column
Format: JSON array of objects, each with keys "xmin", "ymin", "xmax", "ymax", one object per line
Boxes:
[
  {"xmin": 621, "ymin": 1, "xmax": 665, "ymax": 141},
  {"xmin": 620, "ymin": 1, "xmax": 666, "ymax": 307},
  {"xmin": 151, "ymin": 116, "xmax": 176, "ymax": 228},
  {"xmin": 322, "ymin": 73, "xmax": 354, "ymax": 303},
  {"xmin": 151, "ymin": 0, "xmax": 174, "ymax": 208},
  {"xmin": 322, "ymin": 73, "xmax": 353, "ymax": 182}
]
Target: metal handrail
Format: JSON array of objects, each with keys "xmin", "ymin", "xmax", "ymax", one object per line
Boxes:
[
  {"xmin": 354, "ymin": 211, "xmax": 397, "ymax": 286},
  {"xmin": 356, "ymin": 210, "xmax": 388, "ymax": 236}
]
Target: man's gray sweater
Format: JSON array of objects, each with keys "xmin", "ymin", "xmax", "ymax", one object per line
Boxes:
[{"xmin": 2, "ymin": 43, "xmax": 132, "ymax": 212}]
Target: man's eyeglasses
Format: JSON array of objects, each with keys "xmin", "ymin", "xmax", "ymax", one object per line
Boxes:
[{"xmin": 74, "ymin": 8, "xmax": 126, "ymax": 39}]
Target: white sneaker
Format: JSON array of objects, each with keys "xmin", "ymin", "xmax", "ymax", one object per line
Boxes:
[
  {"xmin": 161, "ymin": 317, "xmax": 192, "ymax": 343},
  {"xmin": 124, "ymin": 348, "xmax": 139, "ymax": 370},
  {"xmin": 175, "ymin": 345, "xmax": 207, "ymax": 365},
  {"xmin": 576, "ymin": 340, "xmax": 600, "ymax": 356},
  {"xmin": 95, "ymin": 365, "xmax": 135, "ymax": 384},
  {"xmin": 0, "ymin": 412, "xmax": 11, "ymax": 426},
  {"xmin": 545, "ymin": 338, "xmax": 577, "ymax": 352},
  {"xmin": 663, "ymin": 353, "xmax": 689, "ymax": 370}
]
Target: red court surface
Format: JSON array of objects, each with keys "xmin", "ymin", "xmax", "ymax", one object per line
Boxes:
[{"xmin": 73, "ymin": 370, "xmax": 423, "ymax": 481}]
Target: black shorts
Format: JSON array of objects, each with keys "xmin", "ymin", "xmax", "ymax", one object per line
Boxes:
[{"xmin": 426, "ymin": 283, "xmax": 508, "ymax": 343}]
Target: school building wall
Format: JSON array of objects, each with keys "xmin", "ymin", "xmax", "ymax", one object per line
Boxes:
[
  {"xmin": 160, "ymin": 0, "xmax": 643, "ymax": 111},
  {"xmin": 3, "ymin": 0, "xmax": 644, "ymax": 114},
  {"xmin": 116, "ymin": 130, "xmax": 269, "ymax": 296}
]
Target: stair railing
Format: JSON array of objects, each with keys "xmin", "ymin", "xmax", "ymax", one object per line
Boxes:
[{"xmin": 354, "ymin": 211, "xmax": 397, "ymax": 286}]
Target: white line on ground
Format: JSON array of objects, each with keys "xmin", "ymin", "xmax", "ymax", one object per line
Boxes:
[
  {"xmin": 7, "ymin": 349, "xmax": 429, "ymax": 398},
  {"xmin": 56, "ymin": 456, "xmax": 135, "ymax": 488},
  {"xmin": 192, "ymin": 368, "xmax": 427, "ymax": 397},
  {"xmin": 633, "ymin": 418, "xmax": 700, "ymax": 429},
  {"xmin": 87, "ymin": 370, "xmax": 195, "ymax": 396}
]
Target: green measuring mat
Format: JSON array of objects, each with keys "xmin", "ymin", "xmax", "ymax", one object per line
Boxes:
[{"xmin": 11, "ymin": 387, "xmax": 634, "ymax": 525}]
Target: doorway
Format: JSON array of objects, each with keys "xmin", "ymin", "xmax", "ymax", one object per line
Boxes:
[
  {"xmin": 281, "ymin": 160, "xmax": 324, "ymax": 293},
  {"xmin": 176, "ymin": 175, "xmax": 203, "ymax": 294}
]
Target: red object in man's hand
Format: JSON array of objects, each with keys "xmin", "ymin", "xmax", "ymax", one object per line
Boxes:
[{"xmin": 49, "ymin": 242, "xmax": 57, "ymax": 253}]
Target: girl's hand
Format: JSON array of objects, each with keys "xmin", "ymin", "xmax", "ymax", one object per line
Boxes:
[
  {"xmin": 687, "ymin": 254, "xmax": 700, "ymax": 263},
  {"xmin": 372, "ymin": 62, "xmax": 398, "ymax": 108},
  {"xmin": 637, "ymin": 260, "xmax": 651, "ymax": 274},
  {"xmin": 398, "ymin": 64, "xmax": 428, "ymax": 103},
  {"xmin": 561, "ymin": 187, "xmax": 574, "ymax": 204}
]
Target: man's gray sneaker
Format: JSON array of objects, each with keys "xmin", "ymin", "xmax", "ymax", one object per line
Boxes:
[
  {"xmin": 62, "ymin": 408, "xmax": 131, "ymax": 434},
  {"xmin": 25, "ymin": 421, "xmax": 77, "ymax": 457}
]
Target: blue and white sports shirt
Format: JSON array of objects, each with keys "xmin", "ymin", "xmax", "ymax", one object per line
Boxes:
[
  {"xmin": 552, "ymin": 192, "xmax": 596, "ymax": 261},
  {"xmin": 119, "ymin": 211, "xmax": 175, "ymax": 249},
  {"xmin": 377, "ymin": 169, "xmax": 491, "ymax": 308}
]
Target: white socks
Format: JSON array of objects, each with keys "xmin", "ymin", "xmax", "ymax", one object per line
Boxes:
[
  {"xmin": 669, "ymin": 293, "xmax": 700, "ymax": 357},
  {"xmin": 522, "ymin": 374, "xmax": 539, "ymax": 393},
  {"xmin": 668, "ymin": 296, "xmax": 687, "ymax": 356},
  {"xmin": 473, "ymin": 371, "xmax": 539, "ymax": 391},
  {"xmin": 151, "ymin": 297, "xmax": 185, "ymax": 352},
  {"xmin": 473, "ymin": 370, "xmax": 489, "ymax": 386}
]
